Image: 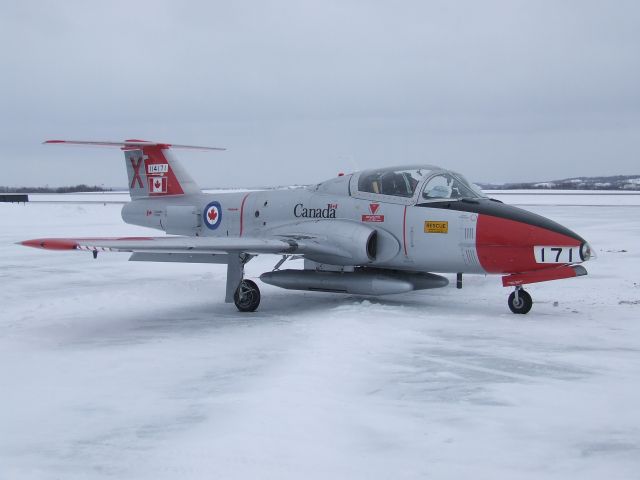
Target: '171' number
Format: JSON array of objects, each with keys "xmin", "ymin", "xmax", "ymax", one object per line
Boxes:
[{"xmin": 534, "ymin": 246, "xmax": 577, "ymax": 264}]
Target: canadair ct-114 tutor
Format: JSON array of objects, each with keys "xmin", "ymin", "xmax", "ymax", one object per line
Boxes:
[{"xmin": 21, "ymin": 140, "xmax": 593, "ymax": 314}]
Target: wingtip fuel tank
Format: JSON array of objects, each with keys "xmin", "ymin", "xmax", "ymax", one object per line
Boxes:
[{"xmin": 260, "ymin": 269, "xmax": 449, "ymax": 296}]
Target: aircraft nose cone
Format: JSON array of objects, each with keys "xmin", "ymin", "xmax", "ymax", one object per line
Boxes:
[{"xmin": 475, "ymin": 202, "xmax": 587, "ymax": 274}]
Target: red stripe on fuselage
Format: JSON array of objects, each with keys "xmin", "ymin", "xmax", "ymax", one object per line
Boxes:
[
  {"xmin": 476, "ymin": 214, "xmax": 581, "ymax": 274},
  {"xmin": 402, "ymin": 205, "xmax": 408, "ymax": 256},
  {"xmin": 239, "ymin": 193, "xmax": 250, "ymax": 237}
]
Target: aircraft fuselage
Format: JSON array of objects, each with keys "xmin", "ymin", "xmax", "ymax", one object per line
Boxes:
[{"xmin": 122, "ymin": 173, "xmax": 588, "ymax": 277}]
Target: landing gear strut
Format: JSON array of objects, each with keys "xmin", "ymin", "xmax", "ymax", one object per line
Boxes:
[
  {"xmin": 234, "ymin": 279, "xmax": 261, "ymax": 312},
  {"xmin": 508, "ymin": 286, "xmax": 532, "ymax": 314}
]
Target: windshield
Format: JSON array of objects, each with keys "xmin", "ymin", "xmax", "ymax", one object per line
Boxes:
[
  {"xmin": 421, "ymin": 172, "xmax": 486, "ymax": 201},
  {"xmin": 358, "ymin": 167, "xmax": 432, "ymax": 198}
]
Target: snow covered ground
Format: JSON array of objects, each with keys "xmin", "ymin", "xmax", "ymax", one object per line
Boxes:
[{"xmin": 1, "ymin": 193, "xmax": 639, "ymax": 479}]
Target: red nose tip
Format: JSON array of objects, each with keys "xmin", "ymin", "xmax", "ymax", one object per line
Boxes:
[{"xmin": 476, "ymin": 214, "xmax": 582, "ymax": 274}]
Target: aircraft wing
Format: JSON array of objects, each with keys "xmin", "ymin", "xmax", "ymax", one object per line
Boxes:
[
  {"xmin": 19, "ymin": 236, "xmax": 301, "ymax": 255},
  {"xmin": 19, "ymin": 234, "xmax": 349, "ymax": 258},
  {"xmin": 21, "ymin": 219, "xmax": 397, "ymax": 265}
]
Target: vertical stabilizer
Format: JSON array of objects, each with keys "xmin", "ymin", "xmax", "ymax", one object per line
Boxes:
[{"xmin": 123, "ymin": 143, "xmax": 200, "ymax": 199}]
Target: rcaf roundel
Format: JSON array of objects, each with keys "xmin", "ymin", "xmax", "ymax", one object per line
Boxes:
[{"xmin": 203, "ymin": 201, "xmax": 222, "ymax": 229}]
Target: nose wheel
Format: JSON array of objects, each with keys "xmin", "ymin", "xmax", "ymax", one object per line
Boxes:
[
  {"xmin": 508, "ymin": 287, "xmax": 532, "ymax": 314},
  {"xmin": 234, "ymin": 279, "xmax": 261, "ymax": 312}
]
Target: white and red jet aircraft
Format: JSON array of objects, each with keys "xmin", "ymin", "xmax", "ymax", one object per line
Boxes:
[{"xmin": 21, "ymin": 140, "xmax": 593, "ymax": 313}]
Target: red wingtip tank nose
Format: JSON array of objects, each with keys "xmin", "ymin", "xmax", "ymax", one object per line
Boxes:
[
  {"xmin": 18, "ymin": 239, "xmax": 44, "ymax": 249},
  {"xmin": 18, "ymin": 238, "xmax": 79, "ymax": 250}
]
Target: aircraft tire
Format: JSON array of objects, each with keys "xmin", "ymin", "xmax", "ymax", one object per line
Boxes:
[
  {"xmin": 508, "ymin": 289, "xmax": 532, "ymax": 314},
  {"xmin": 234, "ymin": 279, "xmax": 261, "ymax": 312}
]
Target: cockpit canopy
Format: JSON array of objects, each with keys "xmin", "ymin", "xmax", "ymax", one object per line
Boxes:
[
  {"xmin": 357, "ymin": 167, "xmax": 427, "ymax": 198},
  {"xmin": 420, "ymin": 171, "xmax": 486, "ymax": 201},
  {"xmin": 356, "ymin": 166, "xmax": 485, "ymax": 201}
]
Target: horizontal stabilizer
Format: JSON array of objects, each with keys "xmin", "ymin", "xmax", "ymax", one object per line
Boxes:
[
  {"xmin": 44, "ymin": 138, "xmax": 223, "ymax": 198},
  {"xmin": 44, "ymin": 139, "xmax": 225, "ymax": 151}
]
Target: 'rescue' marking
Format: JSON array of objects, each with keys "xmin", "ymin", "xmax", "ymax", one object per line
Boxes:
[{"xmin": 424, "ymin": 221, "xmax": 448, "ymax": 234}]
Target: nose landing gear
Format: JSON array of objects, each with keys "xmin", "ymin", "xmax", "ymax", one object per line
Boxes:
[{"xmin": 508, "ymin": 286, "xmax": 532, "ymax": 314}]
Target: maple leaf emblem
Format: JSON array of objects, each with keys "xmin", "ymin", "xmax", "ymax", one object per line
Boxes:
[
  {"xmin": 154, "ymin": 179, "xmax": 161, "ymax": 189},
  {"xmin": 208, "ymin": 208, "xmax": 218, "ymax": 222}
]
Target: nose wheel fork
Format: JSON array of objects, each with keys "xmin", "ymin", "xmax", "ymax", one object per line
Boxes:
[{"xmin": 508, "ymin": 286, "xmax": 532, "ymax": 314}]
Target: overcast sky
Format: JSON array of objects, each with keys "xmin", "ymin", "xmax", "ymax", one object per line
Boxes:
[{"xmin": 1, "ymin": 0, "xmax": 639, "ymax": 188}]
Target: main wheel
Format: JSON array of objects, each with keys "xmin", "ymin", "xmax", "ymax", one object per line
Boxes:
[
  {"xmin": 234, "ymin": 279, "xmax": 261, "ymax": 312},
  {"xmin": 508, "ymin": 289, "xmax": 533, "ymax": 314}
]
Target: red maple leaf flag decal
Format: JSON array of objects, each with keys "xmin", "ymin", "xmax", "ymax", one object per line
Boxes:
[
  {"xmin": 208, "ymin": 209, "xmax": 218, "ymax": 221},
  {"xmin": 148, "ymin": 176, "xmax": 167, "ymax": 194}
]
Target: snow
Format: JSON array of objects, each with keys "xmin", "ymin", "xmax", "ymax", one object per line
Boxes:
[{"xmin": 1, "ymin": 194, "xmax": 640, "ymax": 479}]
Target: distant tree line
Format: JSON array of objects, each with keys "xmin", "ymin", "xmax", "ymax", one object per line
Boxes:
[
  {"xmin": 479, "ymin": 175, "xmax": 640, "ymax": 191},
  {"xmin": 0, "ymin": 184, "xmax": 112, "ymax": 193}
]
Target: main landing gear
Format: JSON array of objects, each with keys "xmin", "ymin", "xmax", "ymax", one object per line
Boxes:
[
  {"xmin": 228, "ymin": 254, "xmax": 300, "ymax": 312},
  {"xmin": 508, "ymin": 286, "xmax": 532, "ymax": 314},
  {"xmin": 226, "ymin": 253, "xmax": 261, "ymax": 312},
  {"xmin": 234, "ymin": 279, "xmax": 261, "ymax": 312}
]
